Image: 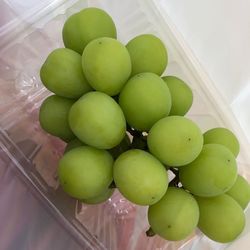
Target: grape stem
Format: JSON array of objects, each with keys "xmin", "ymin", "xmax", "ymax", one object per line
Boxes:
[
  {"xmin": 146, "ymin": 227, "xmax": 156, "ymax": 237},
  {"xmin": 109, "ymin": 181, "xmax": 116, "ymax": 189},
  {"xmin": 126, "ymin": 124, "xmax": 141, "ymax": 138}
]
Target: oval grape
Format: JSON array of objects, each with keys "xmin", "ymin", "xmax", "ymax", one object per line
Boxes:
[
  {"xmin": 196, "ymin": 194, "xmax": 245, "ymax": 243},
  {"xmin": 226, "ymin": 175, "xmax": 250, "ymax": 209},
  {"xmin": 179, "ymin": 144, "xmax": 238, "ymax": 197},
  {"xmin": 113, "ymin": 149, "xmax": 168, "ymax": 205},
  {"xmin": 68, "ymin": 91, "xmax": 126, "ymax": 149},
  {"xmin": 82, "ymin": 37, "xmax": 131, "ymax": 96},
  {"xmin": 148, "ymin": 187, "xmax": 199, "ymax": 241},
  {"xmin": 126, "ymin": 34, "xmax": 168, "ymax": 76},
  {"xmin": 203, "ymin": 127, "xmax": 240, "ymax": 157},
  {"xmin": 40, "ymin": 48, "xmax": 91, "ymax": 98},
  {"xmin": 147, "ymin": 116, "xmax": 203, "ymax": 166},
  {"xmin": 162, "ymin": 76, "xmax": 193, "ymax": 116},
  {"xmin": 59, "ymin": 146, "xmax": 113, "ymax": 199},
  {"xmin": 63, "ymin": 7, "xmax": 116, "ymax": 54},
  {"xmin": 39, "ymin": 95, "xmax": 75, "ymax": 142},
  {"xmin": 119, "ymin": 72, "xmax": 172, "ymax": 131},
  {"xmin": 81, "ymin": 188, "xmax": 114, "ymax": 205}
]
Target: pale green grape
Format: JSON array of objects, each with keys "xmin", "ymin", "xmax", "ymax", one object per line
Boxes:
[
  {"xmin": 40, "ymin": 48, "xmax": 92, "ymax": 98},
  {"xmin": 148, "ymin": 187, "xmax": 199, "ymax": 241},
  {"xmin": 62, "ymin": 7, "xmax": 117, "ymax": 54},
  {"xmin": 179, "ymin": 144, "xmax": 237, "ymax": 197},
  {"xmin": 64, "ymin": 138, "xmax": 84, "ymax": 154},
  {"xmin": 126, "ymin": 34, "xmax": 168, "ymax": 76},
  {"xmin": 196, "ymin": 194, "xmax": 245, "ymax": 243},
  {"xmin": 204, "ymin": 127, "xmax": 240, "ymax": 157},
  {"xmin": 39, "ymin": 95, "xmax": 75, "ymax": 142},
  {"xmin": 226, "ymin": 175, "xmax": 250, "ymax": 209},
  {"xmin": 58, "ymin": 146, "xmax": 113, "ymax": 199},
  {"xmin": 82, "ymin": 37, "xmax": 131, "ymax": 96},
  {"xmin": 68, "ymin": 91, "xmax": 126, "ymax": 149},
  {"xmin": 119, "ymin": 73, "xmax": 172, "ymax": 131},
  {"xmin": 147, "ymin": 116, "xmax": 203, "ymax": 166},
  {"xmin": 81, "ymin": 188, "xmax": 114, "ymax": 205},
  {"xmin": 113, "ymin": 149, "xmax": 168, "ymax": 205},
  {"xmin": 108, "ymin": 133, "xmax": 131, "ymax": 159},
  {"xmin": 162, "ymin": 76, "xmax": 193, "ymax": 116}
]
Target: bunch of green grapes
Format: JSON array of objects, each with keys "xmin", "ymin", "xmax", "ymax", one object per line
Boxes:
[{"xmin": 38, "ymin": 6, "xmax": 250, "ymax": 244}]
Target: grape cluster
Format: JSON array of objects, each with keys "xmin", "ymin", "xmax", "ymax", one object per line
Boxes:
[{"xmin": 39, "ymin": 7, "xmax": 250, "ymax": 244}]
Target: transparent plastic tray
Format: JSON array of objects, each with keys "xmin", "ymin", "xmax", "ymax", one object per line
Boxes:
[{"xmin": 1, "ymin": 0, "xmax": 250, "ymax": 249}]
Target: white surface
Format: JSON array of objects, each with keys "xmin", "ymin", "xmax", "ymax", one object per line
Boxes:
[{"xmin": 160, "ymin": 0, "xmax": 250, "ymax": 143}]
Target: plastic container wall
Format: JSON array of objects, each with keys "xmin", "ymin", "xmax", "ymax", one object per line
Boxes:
[{"xmin": 0, "ymin": 0, "xmax": 250, "ymax": 249}]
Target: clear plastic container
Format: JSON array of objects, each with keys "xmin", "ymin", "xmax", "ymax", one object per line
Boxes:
[{"xmin": 1, "ymin": 0, "xmax": 250, "ymax": 249}]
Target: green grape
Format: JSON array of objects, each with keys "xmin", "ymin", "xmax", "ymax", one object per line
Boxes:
[
  {"xmin": 196, "ymin": 194, "xmax": 245, "ymax": 243},
  {"xmin": 59, "ymin": 146, "xmax": 113, "ymax": 199},
  {"xmin": 68, "ymin": 91, "xmax": 126, "ymax": 149},
  {"xmin": 119, "ymin": 73, "xmax": 172, "ymax": 131},
  {"xmin": 82, "ymin": 37, "xmax": 131, "ymax": 96},
  {"xmin": 81, "ymin": 188, "xmax": 114, "ymax": 205},
  {"xmin": 64, "ymin": 138, "xmax": 84, "ymax": 154},
  {"xmin": 203, "ymin": 127, "xmax": 240, "ymax": 157},
  {"xmin": 39, "ymin": 95, "xmax": 75, "ymax": 142},
  {"xmin": 113, "ymin": 149, "xmax": 168, "ymax": 205},
  {"xmin": 147, "ymin": 116, "xmax": 203, "ymax": 166},
  {"xmin": 62, "ymin": 7, "xmax": 117, "ymax": 54},
  {"xmin": 226, "ymin": 175, "xmax": 250, "ymax": 209},
  {"xmin": 148, "ymin": 187, "xmax": 199, "ymax": 241},
  {"xmin": 179, "ymin": 144, "xmax": 237, "ymax": 197},
  {"xmin": 126, "ymin": 34, "xmax": 168, "ymax": 76},
  {"xmin": 40, "ymin": 48, "xmax": 92, "ymax": 98},
  {"xmin": 162, "ymin": 76, "xmax": 193, "ymax": 116},
  {"xmin": 108, "ymin": 133, "xmax": 131, "ymax": 159}
]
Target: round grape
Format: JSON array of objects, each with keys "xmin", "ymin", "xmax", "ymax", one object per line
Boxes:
[
  {"xmin": 113, "ymin": 149, "xmax": 168, "ymax": 205},
  {"xmin": 126, "ymin": 34, "xmax": 168, "ymax": 76},
  {"xmin": 119, "ymin": 72, "xmax": 172, "ymax": 131},
  {"xmin": 179, "ymin": 144, "xmax": 238, "ymax": 197},
  {"xmin": 147, "ymin": 116, "xmax": 203, "ymax": 166},
  {"xmin": 148, "ymin": 187, "xmax": 199, "ymax": 241},
  {"xmin": 68, "ymin": 91, "xmax": 126, "ymax": 149},
  {"xmin": 63, "ymin": 7, "xmax": 116, "ymax": 54},
  {"xmin": 58, "ymin": 146, "xmax": 113, "ymax": 199},
  {"xmin": 82, "ymin": 37, "xmax": 131, "ymax": 96},
  {"xmin": 40, "ymin": 48, "xmax": 92, "ymax": 98}
]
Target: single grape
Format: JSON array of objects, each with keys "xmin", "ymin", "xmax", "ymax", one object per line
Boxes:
[
  {"xmin": 162, "ymin": 76, "xmax": 193, "ymax": 116},
  {"xmin": 68, "ymin": 91, "xmax": 126, "ymax": 149},
  {"xmin": 64, "ymin": 138, "xmax": 84, "ymax": 154},
  {"xmin": 82, "ymin": 37, "xmax": 131, "ymax": 96},
  {"xmin": 147, "ymin": 116, "xmax": 203, "ymax": 166},
  {"xmin": 39, "ymin": 95, "xmax": 75, "ymax": 142},
  {"xmin": 108, "ymin": 133, "xmax": 131, "ymax": 159},
  {"xmin": 62, "ymin": 7, "xmax": 117, "ymax": 54},
  {"xmin": 196, "ymin": 194, "xmax": 245, "ymax": 243},
  {"xmin": 148, "ymin": 187, "xmax": 199, "ymax": 241},
  {"xmin": 40, "ymin": 48, "xmax": 92, "ymax": 98},
  {"xmin": 81, "ymin": 188, "xmax": 114, "ymax": 205},
  {"xmin": 203, "ymin": 127, "xmax": 240, "ymax": 157},
  {"xmin": 179, "ymin": 144, "xmax": 237, "ymax": 197},
  {"xmin": 119, "ymin": 73, "xmax": 172, "ymax": 131},
  {"xmin": 126, "ymin": 34, "xmax": 168, "ymax": 76},
  {"xmin": 226, "ymin": 175, "xmax": 250, "ymax": 209},
  {"xmin": 59, "ymin": 146, "xmax": 113, "ymax": 199},
  {"xmin": 113, "ymin": 149, "xmax": 168, "ymax": 205}
]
